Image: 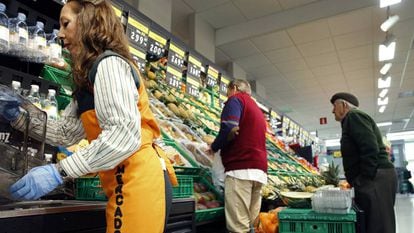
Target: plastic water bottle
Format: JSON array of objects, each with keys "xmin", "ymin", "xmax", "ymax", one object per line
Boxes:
[
  {"xmin": 47, "ymin": 29, "xmax": 63, "ymax": 64},
  {"xmin": 9, "ymin": 12, "xmax": 28, "ymax": 57},
  {"xmin": 28, "ymin": 21, "xmax": 47, "ymax": 62},
  {"xmin": 11, "ymin": 80, "xmax": 21, "ymax": 95},
  {"xmin": 43, "ymin": 89, "xmax": 58, "ymax": 120},
  {"xmin": 27, "ymin": 84, "xmax": 41, "ymax": 109},
  {"xmin": 0, "ymin": 3, "xmax": 9, "ymax": 53}
]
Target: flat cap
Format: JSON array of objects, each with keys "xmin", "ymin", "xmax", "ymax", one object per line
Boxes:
[{"xmin": 330, "ymin": 92, "xmax": 359, "ymax": 107}]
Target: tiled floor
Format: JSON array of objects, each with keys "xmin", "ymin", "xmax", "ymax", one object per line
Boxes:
[{"xmin": 396, "ymin": 194, "xmax": 414, "ymax": 233}]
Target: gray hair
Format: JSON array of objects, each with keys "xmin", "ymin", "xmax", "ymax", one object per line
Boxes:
[
  {"xmin": 336, "ymin": 98, "xmax": 358, "ymax": 109},
  {"xmin": 229, "ymin": 79, "xmax": 252, "ymax": 95}
]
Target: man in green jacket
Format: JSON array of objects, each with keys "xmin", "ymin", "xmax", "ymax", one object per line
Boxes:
[{"xmin": 331, "ymin": 92, "xmax": 397, "ymax": 233}]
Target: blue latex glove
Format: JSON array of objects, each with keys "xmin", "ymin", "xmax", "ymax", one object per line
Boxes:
[
  {"xmin": 0, "ymin": 92, "xmax": 21, "ymax": 122},
  {"xmin": 9, "ymin": 164, "xmax": 63, "ymax": 200}
]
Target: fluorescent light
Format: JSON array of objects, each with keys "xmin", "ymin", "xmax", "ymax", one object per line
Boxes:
[
  {"xmin": 325, "ymin": 138, "xmax": 340, "ymax": 147},
  {"xmin": 380, "ymin": 63, "xmax": 392, "ymax": 75},
  {"xmin": 378, "ymin": 97, "xmax": 389, "ymax": 105},
  {"xmin": 310, "ymin": 131, "xmax": 317, "ymax": 135},
  {"xmin": 380, "ymin": 0, "xmax": 402, "ymax": 8},
  {"xmin": 378, "ymin": 76, "xmax": 391, "ymax": 88},
  {"xmin": 387, "ymin": 130, "xmax": 414, "ymax": 141},
  {"xmin": 377, "ymin": 121, "xmax": 392, "ymax": 127},
  {"xmin": 381, "ymin": 15, "xmax": 400, "ymax": 32},
  {"xmin": 379, "ymin": 41, "xmax": 396, "ymax": 61},
  {"xmin": 379, "ymin": 105, "xmax": 386, "ymax": 113},
  {"xmin": 379, "ymin": 89, "xmax": 389, "ymax": 98}
]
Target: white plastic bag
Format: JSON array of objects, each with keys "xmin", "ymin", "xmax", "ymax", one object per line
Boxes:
[{"xmin": 212, "ymin": 151, "xmax": 225, "ymax": 192}]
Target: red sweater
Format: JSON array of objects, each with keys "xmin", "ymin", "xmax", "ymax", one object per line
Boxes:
[{"xmin": 220, "ymin": 93, "xmax": 268, "ymax": 173}]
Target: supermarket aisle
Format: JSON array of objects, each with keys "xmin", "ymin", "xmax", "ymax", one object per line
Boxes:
[{"xmin": 396, "ymin": 194, "xmax": 414, "ymax": 233}]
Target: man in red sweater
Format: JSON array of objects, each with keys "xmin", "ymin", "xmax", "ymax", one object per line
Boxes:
[{"xmin": 208, "ymin": 79, "xmax": 268, "ymax": 233}]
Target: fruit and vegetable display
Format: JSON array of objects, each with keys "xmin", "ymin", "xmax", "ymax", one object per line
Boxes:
[{"xmin": 194, "ymin": 181, "xmax": 222, "ymax": 210}]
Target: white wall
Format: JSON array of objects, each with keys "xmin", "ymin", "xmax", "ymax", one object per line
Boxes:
[
  {"xmin": 189, "ymin": 13, "xmax": 215, "ymax": 62},
  {"xmin": 127, "ymin": 0, "xmax": 172, "ymax": 31}
]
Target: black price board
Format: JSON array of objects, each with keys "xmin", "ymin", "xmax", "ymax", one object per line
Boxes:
[
  {"xmin": 206, "ymin": 66, "xmax": 219, "ymax": 88},
  {"xmin": 186, "ymin": 76, "xmax": 200, "ymax": 98},
  {"xmin": 220, "ymin": 75, "xmax": 230, "ymax": 96},
  {"xmin": 148, "ymin": 30, "xmax": 167, "ymax": 57},
  {"xmin": 167, "ymin": 43, "xmax": 185, "ymax": 69},
  {"xmin": 126, "ymin": 13, "xmax": 149, "ymax": 51},
  {"xmin": 129, "ymin": 46, "xmax": 146, "ymax": 73},
  {"xmin": 270, "ymin": 111, "xmax": 282, "ymax": 129},
  {"xmin": 166, "ymin": 66, "xmax": 182, "ymax": 89},
  {"xmin": 111, "ymin": 1, "xmax": 123, "ymax": 19},
  {"xmin": 187, "ymin": 55, "xmax": 202, "ymax": 80}
]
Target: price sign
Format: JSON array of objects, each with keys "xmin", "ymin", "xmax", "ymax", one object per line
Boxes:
[
  {"xmin": 111, "ymin": 2, "xmax": 123, "ymax": 19},
  {"xmin": 126, "ymin": 14, "xmax": 149, "ymax": 51},
  {"xmin": 186, "ymin": 76, "xmax": 200, "ymax": 98},
  {"xmin": 166, "ymin": 66, "xmax": 182, "ymax": 89},
  {"xmin": 187, "ymin": 55, "xmax": 202, "ymax": 79},
  {"xmin": 129, "ymin": 46, "xmax": 146, "ymax": 73},
  {"xmin": 148, "ymin": 30, "xmax": 167, "ymax": 57},
  {"xmin": 220, "ymin": 75, "xmax": 230, "ymax": 95},
  {"xmin": 220, "ymin": 94, "xmax": 227, "ymax": 103},
  {"xmin": 206, "ymin": 66, "xmax": 219, "ymax": 87},
  {"xmin": 168, "ymin": 43, "xmax": 185, "ymax": 69}
]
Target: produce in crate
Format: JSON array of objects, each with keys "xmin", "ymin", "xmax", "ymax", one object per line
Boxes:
[
  {"xmin": 193, "ymin": 181, "xmax": 222, "ymax": 210},
  {"xmin": 201, "ymin": 134, "xmax": 215, "ymax": 144},
  {"xmin": 181, "ymin": 142, "xmax": 212, "ymax": 167},
  {"xmin": 280, "ymin": 191, "xmax": 313, "ymax": 208},
  {"xmin": 163, "ymin": 145, "xmax": 191, "ymax": 167}
]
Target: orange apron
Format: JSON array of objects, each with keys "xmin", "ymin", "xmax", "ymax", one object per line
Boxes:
[{"xmin": 77, "ymin": 72, "xmax": 165, "ymax": 233}]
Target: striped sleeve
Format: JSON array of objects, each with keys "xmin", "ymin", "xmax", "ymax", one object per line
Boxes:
[
  {"xmin": 11, "ymin": 100, "xmax": 85, "ymax": 147},
  {"xmin": 60, "ymin": 56, "xmax": 142, "ymax": 178}
]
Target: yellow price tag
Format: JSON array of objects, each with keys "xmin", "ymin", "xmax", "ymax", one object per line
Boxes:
[{"xmin": 169, "ymin": 43, "xmax": 185, "ymax": 57}]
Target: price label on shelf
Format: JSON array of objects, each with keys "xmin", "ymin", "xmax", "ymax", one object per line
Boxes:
[
  {"xmin": 129, "ymin": 46, "xmax": 146, "ymax": 73},
  {"xmin": 206, "ymin": 65, "xmax": 219, "ymax": 87},
  {"xmin": 187, "ymin": 55, "xmax": 202, "ymax": 79},
  {"xmin": 220, "ymin": 75, "xmax": 230, "ymax": 95},
  {"xmin": 270, "ymin": 111, "xmax": 280, "ymax": 120},
  {"xmin": 126, "ymin": 13, "xmax": 149, "ymax": 51},
  {"xmin": 166, "ymin": 66, "xmax": 182, "ymax": 89},
  {"xmin": 148, "ymin": 30, "xmax": 167, "ymax": 57},
  {"xmin": 168, "ymin": 43, "xmax": 185, "ymax": 70},
  {"xmin": 186, "ymin": 76, "xmax": 200, "ymax": 98},
  {"xmin": 111, "ymin": 2, "xmax": 123, "ymax": 19}
]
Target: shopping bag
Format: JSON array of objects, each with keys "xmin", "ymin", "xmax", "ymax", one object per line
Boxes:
[{"xmin": 212, "ymin": 151, "xmax": 225, "ymax": 192}]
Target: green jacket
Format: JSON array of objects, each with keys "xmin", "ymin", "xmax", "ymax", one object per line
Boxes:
[{"xmin": 340, "ymin": 109, "xmax": 394, "ymax": 184}]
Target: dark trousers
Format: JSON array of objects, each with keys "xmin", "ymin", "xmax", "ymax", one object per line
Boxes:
[
  {"xmin": 354, "ymin": 168, "xmax": 397, "ymax": 233},
  {"xmin": 163, "ymin": 170, "xmax": 173, "ymax": 233}
]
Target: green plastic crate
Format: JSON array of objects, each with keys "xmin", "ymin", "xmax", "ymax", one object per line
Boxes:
[
  {"xmin": 172, "ymin": 175, "xmax": 194, "ymax": 198},
  {"xmin": 195, "ymin": 207, "xmax": 225, "ymax": 223},
  {"xmin": 56, "ymin": 93, "xmax": 71, "ymax": 111},
  {"xmin": 75, "ymin": 177, "xmax": 107, "ymax": 201},
  {"xmin": 40, "ymin": 65, "xmax": 74, "ymax": 95},
  {"xmin": 278, "ymin": 208, "xmax": 356, "ymax": 233},
  {"xmin": 194, "ymin": 176, "xmax": 224, "ymax": 223}
]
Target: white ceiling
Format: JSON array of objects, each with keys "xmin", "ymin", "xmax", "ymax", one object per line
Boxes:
[{"xmin": 171, "ymin": 0, "xmax": 414, "ymax": 141}]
